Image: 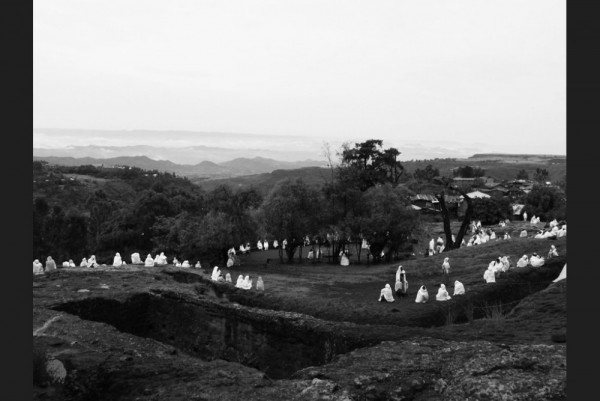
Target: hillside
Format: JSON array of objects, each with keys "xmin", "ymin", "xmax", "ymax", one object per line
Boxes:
[{"xmin": 33, "ymin": 155, "xmax": 324, "ymax": 179}]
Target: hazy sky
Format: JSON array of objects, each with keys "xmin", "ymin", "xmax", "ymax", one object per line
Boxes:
[{"xmin": 34, "ymin": 0, "xmax": 566, "ymax": 155}]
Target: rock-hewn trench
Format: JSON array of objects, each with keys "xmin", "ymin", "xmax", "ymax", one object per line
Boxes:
[{"xmin": 52, "ymin": 291, "xmax": 369, "ymax": 380}]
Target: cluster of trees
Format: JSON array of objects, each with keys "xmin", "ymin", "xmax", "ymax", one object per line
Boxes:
[{"xmin": 33, "ymin": 140, "xmax": 422, "ymax": 265}]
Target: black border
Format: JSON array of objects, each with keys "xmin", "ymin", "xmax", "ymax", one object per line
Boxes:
[
  {"xmin": 7, "ymin": 0, "xmax": 33, "ymax": 399},
  {"xmin": 568, "ymin": 0, "xmax": 600, "ymax": 398}
]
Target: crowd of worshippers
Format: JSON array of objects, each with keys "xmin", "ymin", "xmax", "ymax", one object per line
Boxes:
[{"xmin": 379, "ymin": 243, "xmax": 562, "ymax": 303}]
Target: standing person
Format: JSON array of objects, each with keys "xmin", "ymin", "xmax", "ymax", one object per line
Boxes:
[
  {"xmin": 395, "ymin": 267, "xmax": 408, "ymax": 297},
  {"xmin": 442, "ymin": 257, "xmax": 451, "ymax": 286}
]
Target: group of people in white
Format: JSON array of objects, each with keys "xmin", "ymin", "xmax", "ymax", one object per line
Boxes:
[
  {"xmin": 210, "ymin": 265, "xmax": 265, "ymax": 291},
  {"xmin": 33, "ymin": 251, "xmax": 205, "ymax": 275},
  {"xmin": 380, "ymin": 241, "xmax": 563, "ymax": 303}
]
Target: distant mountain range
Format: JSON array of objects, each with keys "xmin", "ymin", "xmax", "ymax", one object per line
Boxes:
[{"xmin": 32, "ymin": 155, "xmax": 326, "ymax": 178}]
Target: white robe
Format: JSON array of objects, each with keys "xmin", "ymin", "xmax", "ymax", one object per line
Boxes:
[
  {"xmin": 62, "ymin": 261, "xmax": 70, "ymax": 268},
  {"xmin": 256, "ymin": 277, "xmax": 265, "ymax": 291},
  {"xmin": 484, "ymin": 268, "xmax": 496, "ymax": 283},
  {"xmin": 307, "ymin": 250, "xmax": 314, "ymax": 259},
  {"xmin": 263, "ymin": 241, "xmax": 269, "ymax": 251},
  {"xmin": 211, "ymin": 267, "xmax": 222, "ymax": 281},
  {"xmin": 442, "ymin": 258, "xmax": 450, "ymax": 274},
  {"xmin": 547, "ymin": 246, "xmax": 558, "ymax": 259},
  {"xmin": 113, "ymin": 253, "xmax": 123, "ymax": 267},
  {"xmin": 33, "ymin": 260, "xmax": 44, "ymax": 274},
  {"xmin": 490, "ymin": 231, "xmax": 496, "ymax": 240},
  {"xmin": 257, "ymin": 241, "xmax": 263, "ymax": 250},
  {"xmin": 553, "ymin": 264, "xmax": 567, "ymax": 282},
  {"xmin": 225, "ymin": 273, "xmax": 232, "ymax": 282},
  {"xmin": 436, "ymin": 284, "xmax": 452, "ymax": 301},
  {"xmin": 516, "ymin": 255, "xmax": 529, "ymax": 268},
  {"xmin": 530, "ymin": 256, "xmax": 545, "ymax": 267},
  {"xmin": 182, "ymin": 260, "xmax": 190, "ymax": 268},
  {"xmin": 429, "ymin": 238, "xmax": 435, "ymax": 252},
  {"xmin": 69, "ymin": 260, "xmax": 76, "ymax": 267},
  {"xmin": 523, "ymin": 212, "xmax": 528, "ymax": 221},
  {"xmin": 282, "ymin": 239, "xmax": 287, "ymax": 249},
  {"xmin": 242, "ymin": 276, "xmax": 252, "ymax": 290},
  {"xmin": 131, "ymin": 253, "xmax": 141, "ymax": 264},
  {"xmin": 144, "ymin": 255, "xmax": 155, "ymax": 267},
  {"xmin": 46, "ymin": 258, "xmax": 57, "ymax": 272},
  {"xmin": 227, "ymin": 258, "xmax": 234, "ymax": 268},
  {"xmin": 157, "ymin": 253, "xmax": 168, "ymax": 266},
  {"xmin": 195, "ymin": 261, "xmax": 201, "ymax": 268},
  {"xmin": 340, "ymin": 253, "xmax": 350, "ymax": 266},
  {"xmin": 453, "ymin": 281, "xmax": 465, "ymax": 295},
  {"xmin": 235, "ymin": 275, "xmax": 244, "ymax": 288},
  {"xmin": 379, "ymin": 284, "xmax": 395, "ymax": 302},
  {"xmin": 80, "ymin": 258, "xmax": 87, "ymax": 267},
  {"xmin": 500, "ymin": 256, "xmax": 511, "ymax": 272},
  {"xmin": 520, "ymin": 230, "xmax": 528, "ymax": 238},
  {"xmin": 415, "ymin": 286, "xmax": 429, "ymax": 303},
  {"xmin": 273, "ymin": 240, "xmax": 279, "ymax": 248},
  {"xmin": 87, "ymin": 256, "xmax": 97, "ymax": 268}
]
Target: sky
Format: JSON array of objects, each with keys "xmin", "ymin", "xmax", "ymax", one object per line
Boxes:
[{"xmin": 34, "ymin": 0, "xmax": 566, "ymax": 158}]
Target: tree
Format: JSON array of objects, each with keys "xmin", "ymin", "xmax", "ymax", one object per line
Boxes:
[
  {"xmin": 533, "ymin": 168, "xmax": 550, "ymax": 183},
  {"xmin": 453, "ymin": 165, "xmax": 485, "ymax": 178},
  {"xmin": 259, "ymin": 178, "xmax": 324, "ymax": 263},
  {"xmin": 525, "ymin": 185, "xmax": 566, "ymax": 221},
  {"xmin": 360, "ymin": 184, "xmax": 421, "ymax": 263},
  {"xmin": 436, "ymin": 186, "xmax": 473, "ymax": 250},
  {"xmin": 470, "ymin": 197, "xmax": 512, "ymax": 225},
  {"xmin": 338, "ymin": 139, "xmax": 404, "ymax": 191},
  {"xmin": 516, "ymin": 169, "xmax": 529, "ymax": 180},
  {"xmin": 413, "ymin": 164, "xmax": 440, "ymax": 182}
]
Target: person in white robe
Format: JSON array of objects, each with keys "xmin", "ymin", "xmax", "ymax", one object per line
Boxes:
[
  {"xmin": 473, "ymin": 236, "xmax": 481, "ymax": 245},
  {"xmin": 113, "ymin": 253, "xmax": 123, "ymax": 267},
  {"xmin": 225, "ymin": 272, "xmax": 232, "ymax": 283},
  {"xmin": 69, "ymin": 259, "xmax": 76, "ymax": 267},
  {"xmin": 307, "ymin": 249, "xmax": 314, "ymax": 259},
  {"xmin": 461, "ymin": 238, "xmax": 466, "ymax": 247},
  {"xmin": 33, "ymin": 259, "xmax": 44, "ymax": 274},
  {"xmin": 227, "ymin": 257, "xmax": 234, "ymax": 268},
  {"xmin": 529, "ymin": 253, "xmax": 545, "ymax": 267},
  {"xmin": 175, "ymin": 261, "xmax": 182, "ymax": 267},
  {"xmin": 86, "ymin": 255, "xmax": 97, "ymax": 268},
  {"xmin": 235, "ymin": 275, "xmax": 244, "ymax": 288},
  {"xmin": 476, "ymin": 220, "xmax": 482, "ymax": 229},
  {"xmin": 504, "ymin": 232, "xmax": 511, "ymax": 240},
  {"xmin": 45, "ymin": 256, "xmax": 57, "ymax": 272},
  {"xmin": 242, "ymin": 275, "xmax": 252, "ymax": 290},
  {"xmin": 257, "ymin": 241, "xmax": 263, "ymax": 251},
  {"xmin": 211, "ymin": 266, "xmax": 221, "ymax": 281},
  {"xmin": 442, "ymin": 257, "xmax": 451, "ymax": 274},
  {"xmin": 415, "ymin": 285, "xmax": 429, "ymax": 303},
  {"xmin": 557, "ymin": 226, "xmax": 566, "ymax": 238},
  {"xmin": 256, "ymin": 276, "xmax": 265, "ymax": 291},
  {"xmin": 429, "ymin": 238, "xmax": 435, "ymax": 254},
  {"xmin": 436, "ymin": 284, "xmax": 452, "ymax": 301},
  {"xmin": 499, "ymin": 221, "xmax": 505, "ymax": 228},
  {"xmin": 273, "ymin": 240, "xmax": 279, "ymax": 248},
  {"xmin": 182, "ymin": 260, "xmax": 190, "ymax": 268},
  {"xmin": 282, "ymin": 239, "xmax": 287, "ymax": 249},
  {"xmin": 531, "ymin": 215, "xmax": 536, "ymax": 224},
  {"xmin": 62, "ymin": 261, "xmax": 70, "ymax": 268},
  {"xmin": 156, "ymin": 252, "xmax": 168, "ymax": 266},
  {"xmin": 542, "ymin": 230, "xmax": 557, "ymax": 239},
  {"xmin": 239, "ymin": 244, "xmax": 246, "ymax": 254},
  {"xmin": 490, "ymin": 231, "xmax": 496, "ymax": 240},
  {"xmin": 523, "ymin": 211, "xmax": 528, "ymax": 221},
  {"xmin": 553, "ymin": 264, "xmax": 567, "ymax": 282},
  {"xmin": 340, "ymin": 251, "xmax": 350, "ymax": 266},
  {"xmin": 549, "ymin": 219, "xmax": 558, "ymax": 228},
  {"xmin": 516, "ymin": 255, "xmax": 529, "ymax": 268},
  {"xmin": 131, "ymin": 253, "xmax": 141, "ymax": 264},
  {"xmin": 144, "ymin": 254, "xmax": 155, "ymax": 267},
  {"xmin": 534, "ymin": 230, "xmax": 543, "ymax": 239},
  {"xmin": 500, "ymin": 256, "xmax": 511, "ymax": 273},
  {"xmin": 453, "ymin": 280, "xmax": 465, "ymax": 296},
  {"xmin": 263, "ymin": 240, "xmax": 269, "ymax": 251},
  {"xmin": 195, "ymin": 261, "xmax": 201, "ymax": 268},
  {"xmin": 173, "ymin": 257, "xmax": 180, "ymax": 266},
  {"xmin": 80, "ymin": 258, "xmax": 88, "ymax": 267},
  {"xmin": 395, "ymin": 267, "xmax": 408, "ymax": 297},
  {"xmin": 378, "ymin": 284, "xmax": 395, "ymax": 302},
  {"xmin": 483, "ymin": 265, "xmax": 496, "ymax": 283},
  {"xmin": 547, "ymin": 245, "xmax": 559, "ymax": 260},
  {"xmin": 520, "ymin": 230, "xmax": 528, "ymax": 238}
]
